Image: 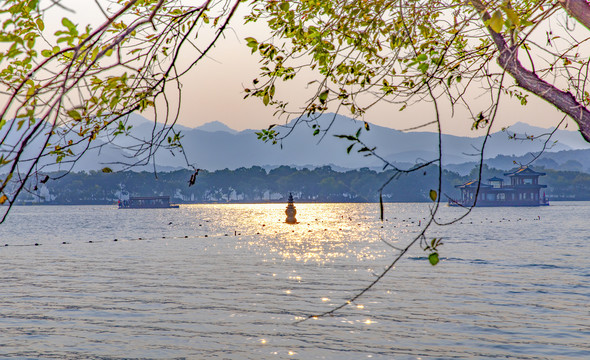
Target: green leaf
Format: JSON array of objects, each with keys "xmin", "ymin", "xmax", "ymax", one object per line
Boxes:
[
  {"xmin": 245, "ymin": 37, "xmax": 258, "ymax": 53},
  {"xmin": 36, "ymin": 18, "xmax": 44, "ymax": 31},
  {"xmin": 418, "ymin": 62, "xmax": 429, "ymax": 73},
  {"xmin": 318, "ymin": 90, "xmax": 329, "ymax": 104},
  {"xmin": 428, "ymin": 252, "xmax": 439, "ymax": 266},
  {"xmin": 101, "ymin": 167, "xmax": 113, "ymax": 173},
  {"xmin": 279, "ymin": 2, "xmax": 289, "ymax": 11},
  {"xmin": 416, "ymin": 54, "xmax": 427, "ymax": 62},
  {"xmin": 489, "ymin": 10, "xmax": 504, "ymax": 33},
  {"xmin": 334, "ymin": 134, "xmax": 357, "ymax": 141},
  {"xmin": 67, "ymin": 109, "xmax": 81, "ymax": 121},
  {"xmin": 429, "ymin": 189, "xmax": 437, "ymax": 201},
  {"xmin": 346, "ymin": 143, "xmax": 354, "ymax": 154},
  {"xmin": 61, "ymin": 17, "xmax": 76, "ymax": 32},
  {"xmin": 502, "ymin": 7, "xmax": 520, "ymax": 27}
]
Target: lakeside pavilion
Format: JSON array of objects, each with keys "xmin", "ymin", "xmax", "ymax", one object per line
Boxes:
[{"xmin": 452, "ymin": 166, "xmax": 549, "ymax": 207}]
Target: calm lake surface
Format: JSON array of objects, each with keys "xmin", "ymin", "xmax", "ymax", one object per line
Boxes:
[{"xmin": 0, "ymin": 202, "xmax": 588, "ymax": 359}]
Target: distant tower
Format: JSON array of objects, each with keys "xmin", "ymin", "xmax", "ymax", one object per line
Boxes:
[{"xmin": 285, "ymin": 193, "xmax": 297, "ymax": 224}]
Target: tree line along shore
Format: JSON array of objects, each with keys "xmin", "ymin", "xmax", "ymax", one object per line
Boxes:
[{"xmin": 14, "ymin": 165, "xmax": 590, "ymax": 205}]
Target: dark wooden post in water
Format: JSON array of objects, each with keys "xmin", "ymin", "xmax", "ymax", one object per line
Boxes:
[{"xmin": 285, "ymin": 193, "xmax": 297, "ymax": 224}]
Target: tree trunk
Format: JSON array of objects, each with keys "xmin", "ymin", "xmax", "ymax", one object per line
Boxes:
[{"xmin": 471, "ymin": 0, "xmax": 590, "ymax": 142}]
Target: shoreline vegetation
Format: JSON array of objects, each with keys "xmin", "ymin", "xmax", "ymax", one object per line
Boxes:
[
  {"xmin": 13, "ymin": 165, "xmax": 590, "ymax": 205},
  {"xmin": 12, "ymin": 199, "xmax": 583, "ymax": 207}
]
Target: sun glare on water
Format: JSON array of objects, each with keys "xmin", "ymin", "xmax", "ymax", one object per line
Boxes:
[{"xmin": 208, "ymin": 203, "xmax": 415, "ymax": 265}]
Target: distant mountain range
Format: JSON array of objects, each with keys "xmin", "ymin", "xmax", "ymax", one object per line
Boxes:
[{"xmin": 3, "ymin": 113, "xmax": 590, "ymax": 174}]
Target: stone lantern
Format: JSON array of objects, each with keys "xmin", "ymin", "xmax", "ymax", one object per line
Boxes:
[{"xmin": 285, "ymin": 193, "xmax": 297, "ymax": 224}]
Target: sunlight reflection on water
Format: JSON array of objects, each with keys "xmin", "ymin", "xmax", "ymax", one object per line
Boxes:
[{"xmin": 0, "ymin": 202, "xmax": 589, "ymax": 359}]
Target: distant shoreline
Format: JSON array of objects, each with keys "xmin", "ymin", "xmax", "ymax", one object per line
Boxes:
[{"xmin": 12, "ymin": 199, "xmax": 582, "ymax": 206}]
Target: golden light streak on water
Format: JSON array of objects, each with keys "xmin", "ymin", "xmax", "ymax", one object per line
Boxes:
[{"xmin": 206, "ymin": 203, "xmax": 417, "ymax": 265}]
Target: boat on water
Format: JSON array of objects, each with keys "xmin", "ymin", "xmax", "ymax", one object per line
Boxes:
[{"xmin": 118, "ymin": 196, "xmax": 179, "ymax": 209}]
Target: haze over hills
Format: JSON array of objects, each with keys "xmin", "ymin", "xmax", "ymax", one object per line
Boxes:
[
  {"xmin": 3, "ymin": 113, "xmax": 590, "ymax": 174},
  {"xmin": 116, "ymin": 113, "xmax": 590, "ymax": 173}
]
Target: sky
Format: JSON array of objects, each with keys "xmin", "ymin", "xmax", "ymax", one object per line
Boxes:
[{"xmin": 38, "ymin": 0, "xmax": 585, "ymax": 138}]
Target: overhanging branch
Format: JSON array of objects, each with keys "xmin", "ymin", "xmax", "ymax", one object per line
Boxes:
[
  {"xmin": 558, "ymin": 0, "xmax": 590, "ymax": 31},
  {"xmin": 470, "ymin": 0, "xmax": 590, "ymax": 142}
]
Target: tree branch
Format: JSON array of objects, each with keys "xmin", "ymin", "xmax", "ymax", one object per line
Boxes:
[
  {"xmin": 558, "ymin": 0, "xmax": 590, "ymax": 31},
  {"xmin": 471, "ymin": 0, "xmax": 590, "ymax": 142}
]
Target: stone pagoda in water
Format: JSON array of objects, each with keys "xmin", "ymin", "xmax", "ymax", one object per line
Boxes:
[{"xmin": 285, "ymin": 193, "xmax": 297, "ymax": 224}]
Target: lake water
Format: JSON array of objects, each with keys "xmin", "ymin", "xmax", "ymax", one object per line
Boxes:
[{"xmin": 0, "ymin": 202, "xmax": 588, "ymax": 359}]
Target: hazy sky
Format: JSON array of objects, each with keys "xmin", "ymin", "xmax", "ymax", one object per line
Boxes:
[{"xmin": 43, "ymin": 1, "xmax": 582, "ymax": 138}]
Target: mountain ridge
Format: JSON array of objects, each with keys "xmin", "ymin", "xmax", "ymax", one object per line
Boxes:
[{"xmin": 3, "ymin": 113, "xmax": 589, "ymax": 174}]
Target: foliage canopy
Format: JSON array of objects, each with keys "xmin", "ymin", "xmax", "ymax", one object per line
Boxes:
[{"xmin": 246, "ymin": 0, "xmax": 590, "ymax": 142}]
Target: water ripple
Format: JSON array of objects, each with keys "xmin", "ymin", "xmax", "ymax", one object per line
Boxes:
[{"xmin": 0, "ymin": 203, "xmax": 589, "ymax": 359}]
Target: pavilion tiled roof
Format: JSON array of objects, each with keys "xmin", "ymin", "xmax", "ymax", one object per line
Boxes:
[
  {"xmin": 455, "ymin": 180, "xmax": 492, "ymax": 188},
  {"xmin": 504, "ymin": 166, "xmax": 546, "ymax": 177}
]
